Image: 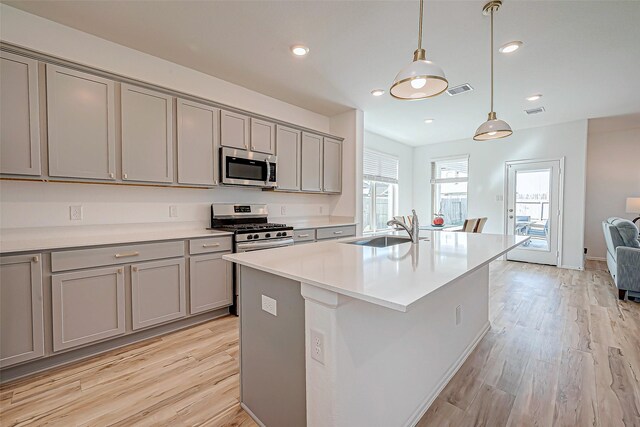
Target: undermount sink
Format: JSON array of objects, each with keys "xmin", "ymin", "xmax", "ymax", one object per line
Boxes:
[{"xmin": 346, "ymin": 236, "xmax": 412, "ymax": 248}]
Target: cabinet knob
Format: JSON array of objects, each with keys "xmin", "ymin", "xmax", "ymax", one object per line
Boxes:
[
  {"xmin": 109, "ymin": 172, "xmax": 114, "ymax": 179},
  {"xmin": 32, "ymin": 256, "xmax": 39, "ymax": 263},
  {"xmin": 123, "ymin": 173, "xmax": 128, "ymax": 179},
  {"xmin": 118, "ymin": 268, "xmax": 123, "ymax": 274},
  {"xmin": 214, "ymin": 180, "xmax": 218, "ymax": 185},
  {"xmin": 251, "ymin": 146, "xmax": 255, "ymax": 151},
  {"xmin": 132, "ymin": 266, "xmax": 138, "ymax": 272}
]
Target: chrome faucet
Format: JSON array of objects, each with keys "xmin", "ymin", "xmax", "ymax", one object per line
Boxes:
[{"xmin": 387, "ymin": 209, "xmax": 420, "ymax": 244}]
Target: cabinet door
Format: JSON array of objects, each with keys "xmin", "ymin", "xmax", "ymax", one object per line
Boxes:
[
  {"xmin": 177, "ymin": 99, "xmax": 219, "ymax": 186},
  {"xmin": 0, "ymin": 51, "xmax": 41, "ymax": 176},
  {"xmin": 275, "ymin": 125, "xmax": 301, "ymax": 191},
  {"xmin": 121, "ymin": 84, "xmax": 174, "ymax": 183},
  {"xmin": 0, "ymin": 254, "xmax": 44, "ymax": 367},
  {"xmin": 220, "ymin": 110, "xmax": 249, "ymax": 150},
  {"xmin": 250, "ymin": 118, "xmax": 275, "ymax": 154},
  {"xmin": 189, "ymin": 253, "xmax": 232, "ymax": 315},
  {"xmin": 131, "ymin": 258, "xmax": 186, "ymax": 330},
  {"xmin": 301, "ymin": 132, "xmax": 323, "ymax": 192},
  {"xmin": 47, "ymin": 65, "xmax": 116, "ymax": 180},
  {"xmin": 322, "ymin": 137, "xmax": 342, "ymax": 193},
  {"xmin": 52, "ymin": 266, "xmax": 125, "ymax": 352}
]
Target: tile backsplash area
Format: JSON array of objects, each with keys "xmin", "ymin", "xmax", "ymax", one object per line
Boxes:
[{"xmin": 0, "ymin": 181, "xmax": 334, "ymax": 229}]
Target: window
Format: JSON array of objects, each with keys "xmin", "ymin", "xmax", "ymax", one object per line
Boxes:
[
  {"xmin": 363, "ymin": 150, "xmax": 399, "ymax": 233},
  {"xmin": 430, "ymin": 156, "xmax": 468, "ymax": 226}
]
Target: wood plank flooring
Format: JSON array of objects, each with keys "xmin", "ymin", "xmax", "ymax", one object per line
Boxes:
[{"xmin": 1, "ymin": 260, "xmax": 639, "ymax": 426}]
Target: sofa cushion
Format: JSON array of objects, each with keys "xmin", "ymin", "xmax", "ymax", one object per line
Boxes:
[{"xmin": 609, "ymin": 217, "xmax": 640, "ymax": 248}]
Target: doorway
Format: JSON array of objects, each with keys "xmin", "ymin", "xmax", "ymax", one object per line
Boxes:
[{"xmin": 505, "ymin": 159, "xmax": 563, "ymax": 266}]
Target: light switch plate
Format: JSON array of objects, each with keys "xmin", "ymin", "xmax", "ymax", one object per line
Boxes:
[
  {"xmin": 69, "ymin": 205, "xmax": 83, "ymax": 221},
  {"xmin": 169, "ymin": 205, "xmax": 178, "ymax": 217},
  {"xmin": 261, "ymin": 295, "xmax": 277, "ymax": 316}
]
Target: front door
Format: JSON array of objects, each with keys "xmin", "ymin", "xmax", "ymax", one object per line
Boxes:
[{"xmin": 505, "ymin": 159, "xmax": 562, "ymax": 265}]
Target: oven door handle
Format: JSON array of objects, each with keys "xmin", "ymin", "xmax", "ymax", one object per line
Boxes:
[{"xmin": 236, "ymin": 238, "xmax": 294, "ymax": 251}]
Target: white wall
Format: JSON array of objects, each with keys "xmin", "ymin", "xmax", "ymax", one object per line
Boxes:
[
  {"xmin": 584, "ymin": 114, "xmax": 640, "ymax": 260},
  {"xmin": 413, "ymin": 120, "xmax": 589, "ymax": 270},
  {"xmin": 364, "ymin": 132, "xmax": 414, "ymax": 216},
  {"xmin": 0, "ymin": 5, "xmax": 360, "ymax": 231}
]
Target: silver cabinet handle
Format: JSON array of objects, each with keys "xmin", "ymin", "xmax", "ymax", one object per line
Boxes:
[
  {"xmin": 32, "ymin": 256, "xmax": 39, "ymax": 263},
  {"xmin": 202, "ymin": 243, "xmax": 221, "ymax": 248},
  {"xmin": 297, "ymin": 234, "xmax": 310, "ymax": 238},
  {"xmin": 509, "ymin": 215, "xmax": 514, "ymax": 219},
  {"xmin": 123, "ymin": 173, "xmax": 128, "ymax": 179},
  {"xmin": 333, "ymin": 231, "xmax": 343, "ymax": 235},
  {"xmin": 115, "ymin": 251, "xmax": 139, "ymax": 258}
]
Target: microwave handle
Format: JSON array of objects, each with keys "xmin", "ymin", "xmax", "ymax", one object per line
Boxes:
[{"xmin": 265, "ymin": 156, "xmax": 271, "ymax": 185}]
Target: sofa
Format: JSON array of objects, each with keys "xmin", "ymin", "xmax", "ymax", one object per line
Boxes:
[{"xmin": 602, "ymin": 217, "xmax": 640, "ymax": 300}]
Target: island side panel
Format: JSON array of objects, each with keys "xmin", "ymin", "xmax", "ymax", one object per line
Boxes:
[
  {"xmin": 302, "ymin": 265, "xmax": 490, "ymax": 427},
  {"xmin": 239, "ymin": 266, "xmax": 307, "ymax": 427}
]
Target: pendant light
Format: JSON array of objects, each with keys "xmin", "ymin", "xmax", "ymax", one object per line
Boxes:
[
  {"xmin": 473, "ymin": 1, "xmax": 512, "ymax": 141},
  {"xmin": 390, "ymin": 0, "xmax": 448, "ymax": 100}
]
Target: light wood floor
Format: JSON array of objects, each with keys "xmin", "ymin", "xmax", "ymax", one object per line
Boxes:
[{"xmin": 1, "ymin": 260, "xmax": 639, "ymax": 427}]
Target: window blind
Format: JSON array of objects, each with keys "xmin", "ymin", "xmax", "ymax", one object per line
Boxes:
[
  {"xmin": 364, "ymin": 150, "xmax": 399, "ymax": 184},
  {"xmin": 430, "ymin": 156, "xmax": 469, "ymax": 184}
]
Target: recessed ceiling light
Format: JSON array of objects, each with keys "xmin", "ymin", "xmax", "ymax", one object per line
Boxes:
[
  {"xmin": 424, "ymin": 118, "xmax": 434, "ymax": 124},
  {"xmin": 499, "ymin": 41, "xmax": 523, "ymax": 54},
  {"xmin": 526, "ymin": 94, "xmax": 542, "ymax": 101},
  {"xmin": 371, "ymin": 89, "xmax": 385, "ymax": 97},
  {"xmin": 290, "ymin": 45, "xmax": 309, "ymax": 57}
]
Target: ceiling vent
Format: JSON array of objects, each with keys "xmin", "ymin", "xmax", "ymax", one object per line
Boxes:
[
  {"xmin": 446, "ymin": 83, "xmax": 474, "ymax": 96},
  {"xmin": 525, "ymin": 106, "xmax": 546, "ymax": 115}
]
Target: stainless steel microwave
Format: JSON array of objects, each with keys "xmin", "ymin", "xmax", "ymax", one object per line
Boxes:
[{"xmin": 220, "ymin": 147, "xmax": 277, "ymax": 188}]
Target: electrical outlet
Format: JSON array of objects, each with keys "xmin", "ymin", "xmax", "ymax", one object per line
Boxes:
[
  {"xmin": 69, "ymin": 205, "xmax": 83, "ymax": 221},
  {"xmin": 455, "ymin": 305, "xmax": 462, "ymax": 325},
  {"xmin": 281, "ymin": 206, "xmax": 287, "ymax": 216},
  {"xmin": 169, "ymin": 205, "xmax": 178, "ymax": 218},
  {"xmin": 310, "ymin": 329, "xmax": 325, "ymax": 364},
  {"xmin": 261, "ymin": 295, "xmax": 277, "ymax": 316}
]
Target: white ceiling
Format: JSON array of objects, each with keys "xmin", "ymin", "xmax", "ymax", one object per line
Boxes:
[{"xmin": 6, "ymin": 0, "xmax": 640, "ymax": 146}]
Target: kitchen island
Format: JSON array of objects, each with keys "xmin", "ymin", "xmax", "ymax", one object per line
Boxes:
[{"xmin": 223, "ymin": 231, "xmax": 527, "ymax": 427}]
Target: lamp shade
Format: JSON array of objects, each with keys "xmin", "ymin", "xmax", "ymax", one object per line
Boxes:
[
  {"xmin": 626, "ymin": 197, "xmax": 640, "ymax": 213},
  {"xmin": 390, "ymin": 50, "xmax": 448, "ymax": 100},
  {"xmin": 473, "ymin": 112, "xmax": 513, "ymax": 141}
]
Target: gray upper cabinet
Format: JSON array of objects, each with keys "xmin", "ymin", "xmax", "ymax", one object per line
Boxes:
[
  {"xmin": 46, "ymin": 65, "xmax": 116, "ymax": 180},
  {"xmin": 322, "ymin": 137, "xmax": 342, "ymax": 193},
  {"xmin": 177, "ymin": 99, "xmax": 219, "ymax": 186},
  {"xmin": 0, "ymin": 253, "xmax": 44, "ymax": 368},
  {"xmin": 220, "ymin": 110, "xmax": 249, "ymax": 150},
  {"xmin": 275, "ymin": 125, "xmax": 301, "ymax": 191},
  {"xmin": 52, "ymin": 266, "xmax": 125, "ymax": 352},
  {"xmin": 250, "ymin": 118, "xmax": 275, "ymax": 154},
  {"xmin": 0, "ymin": 51, "xmax": 41, "ymax": 176},
  {"xmin": 301, "ymin": 132, "xmax": 323, "ymax": 192},
  {"xmin": 189, "ymin": 253, "xmax": 232, "ymax": 315},
  {"xmin": 121, "ymin": 84, "xmax": 174, "ymax": 183},
  {"xmin": 131, "ymin": 258, "xmax": 186, "ymax": 330}
]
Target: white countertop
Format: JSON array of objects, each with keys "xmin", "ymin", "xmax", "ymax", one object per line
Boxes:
[
  {"xmin": 0, "ymin": 224, "xmax": 232, "ymax": 253},
  {"xmin": 224, "ymin": 232, "xmax": 528, "ymax": 312}
]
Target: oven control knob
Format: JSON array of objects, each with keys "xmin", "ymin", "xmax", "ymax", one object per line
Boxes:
[
  {"xmin": 253, "ymin": 234, "xmax": 259, "ymax": 239},
  {"xmin": 281, "ymin": 232, "xmax": 287, "ymax": 236},
  {"xmin": 247, "ymin": 234, "xmax": 253, "ymax": 240},
  {"xmin": 265, "ymin": 233, "xmax": 271, "ymax": 238},
  {"xmin": 276, "ymin": 232, "xmax": 282, "ymax": 237}
]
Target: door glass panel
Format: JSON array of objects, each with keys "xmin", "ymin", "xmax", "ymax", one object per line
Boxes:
[{"xmin": 514, "ymin": 169, "xmax": 550, "ymax": 251}]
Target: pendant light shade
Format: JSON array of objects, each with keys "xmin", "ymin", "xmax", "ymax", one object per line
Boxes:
[
  {"xmin": 474, "ymin": 1, "xmax": 512, "ymax": 141},
  {"xmin": 390, "ymin": 0, "xmax": 448, "ymax": 100}
]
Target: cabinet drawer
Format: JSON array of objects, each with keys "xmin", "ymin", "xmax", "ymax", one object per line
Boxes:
[
  {"xmin": 189, "ymin": 237, "xmax": 232, "ymax": 255},
  {"xmin": 293, "ymin": 229, "xmax": 316, "ymax": 243},
  {"xmin": 316, "ymin": 225, "xmax": 356, "ymax": 240},
  {"xmin": 51, "ymin": 241, "xmax": 185, "ymax": 272}
]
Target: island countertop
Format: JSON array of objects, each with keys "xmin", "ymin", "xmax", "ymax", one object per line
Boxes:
[{"xmin": 223, "ymin": 232, "xmax": 528, "ymax": 312}]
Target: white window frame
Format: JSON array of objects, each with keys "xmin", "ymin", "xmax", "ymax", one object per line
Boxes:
[
  {"xmin": 430, "ymin": 155, "xmax": 469, "ymax": 225},
  {"xmin": 363, "ymin": 149, "xmax": 399, "ymax": 234}
]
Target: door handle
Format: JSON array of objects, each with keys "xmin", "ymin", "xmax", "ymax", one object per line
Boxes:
[
  {"xmin": 508, "ymin": 209, "xmax": 514, "ymax": 212},
  {"xmin": 509, "ymin": 215, "xmax": 514, "ymax": 219}
]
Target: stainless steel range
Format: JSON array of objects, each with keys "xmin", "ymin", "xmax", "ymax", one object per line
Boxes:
[{"xmin": 210, "ymin": 203, "xmax": 293, "ymax": 314}]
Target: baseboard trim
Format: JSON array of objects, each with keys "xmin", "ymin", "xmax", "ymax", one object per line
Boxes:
[
  {"xmin": 403, "ymin": 321, "xmax": 492, "ymax": 427},
  {"xmin": 560, "ymin": 264, "xmax": 584, "ymax": 271},
  {"xmin": 586, "ymin": 256, "xmax": 606, "ymax": 262},
  {"xmin": 241, "ymin": 402, "xmax": 267, "ymax": 427}
]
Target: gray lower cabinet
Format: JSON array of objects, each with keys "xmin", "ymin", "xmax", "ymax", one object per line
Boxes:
[
  {"xmin": 275, "ymin": 125, "xmax": 301, "ymax": 191},
  {"xmin": 189, "ymin": 253, "xmax": 233, "ymax": 315},
  {"xmin": 121, "ymin": 84, "xmax": 174, "ymax": 183},
  {"xmin": 131, "ymin": 258, "xmax": 186, "ymax": 330},
  {"xmin": 322, "ymin": 137, "xmax": 342, "ymax": 193},
  {"xmin": 301, "ymin": 132, "xmax": 323, "ymax": 192},
  {"xmin": 250, "ymin": 118, "xmax": 275, "ymax": 154},
  {"xmin": 0, "ymin": 51, "xmax": 41, "ymax": 176},
  {"xmin": 46, "ymin": 65, "xmax": 117, "ymax": 180},
  {"xmin": 177, "ymin": 98, "xmax": 220, "ymax": 186},
  {"xmin": 52, "ymin": 266, "xmax": 126, "ymax": 352},
  {"xmin": 221, "ymin": 110, "xmax": 249, "ymax": 150},
  {"xmin": 0, "ymin": 254, "xmax": 44, "ymax": 368}
]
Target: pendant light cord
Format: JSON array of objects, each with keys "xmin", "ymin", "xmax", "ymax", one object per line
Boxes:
[
  {"xmin": 418, "ymin": 0, "xmax": 424, "ymax": 50},
  {"xmin": 490, "ymin": 6, "xmax": 494, "ymax": 113}
]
